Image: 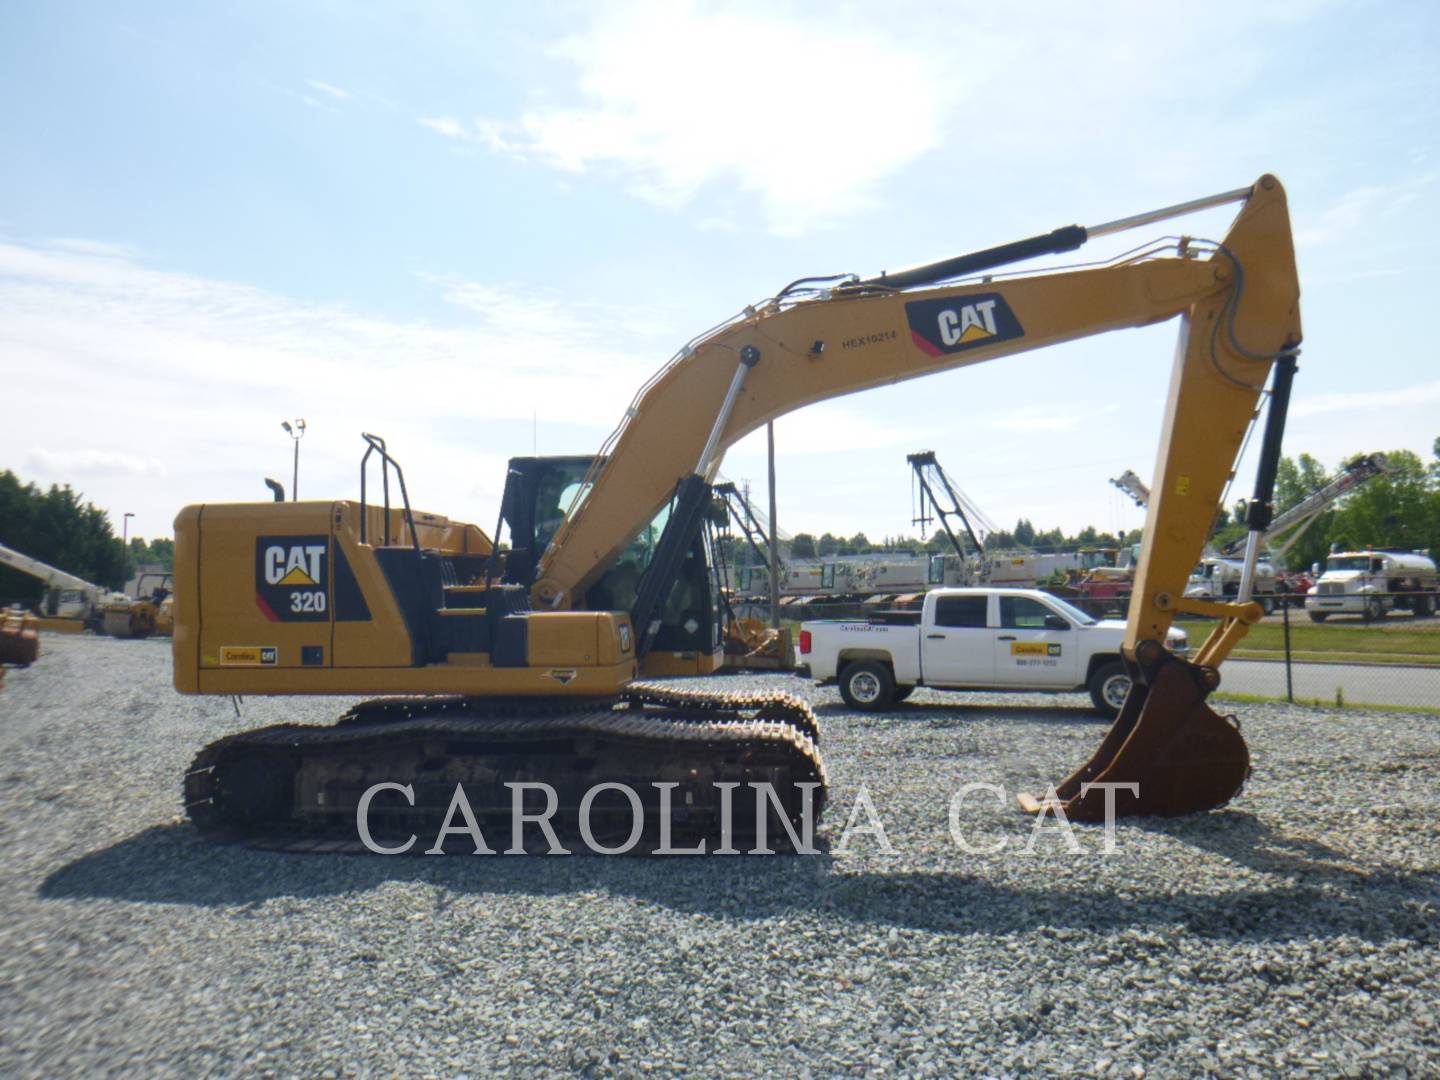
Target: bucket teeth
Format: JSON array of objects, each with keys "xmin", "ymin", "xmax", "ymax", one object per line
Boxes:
[{"xmin": 1020, "ymin": 650, "xmax": 1250, "ymax": 822}]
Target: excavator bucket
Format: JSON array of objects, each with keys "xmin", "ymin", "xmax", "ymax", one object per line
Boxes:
[{"xmin": 1019, "ymin": 645, "xmax": 1249, "ymax": 822}]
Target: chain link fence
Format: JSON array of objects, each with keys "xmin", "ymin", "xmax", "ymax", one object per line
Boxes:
[{"xmin": 1191, "ymin": 591, "xmax": 1440, "ymax": 711}]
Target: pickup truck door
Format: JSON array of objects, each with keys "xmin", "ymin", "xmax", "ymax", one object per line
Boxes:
[
  {"xmin": 918, "ymin": 594, "xmax": 994, "ymax": 684},
  {"xmin": 993, "ymin": 594, "xmax": 1080, "ymax": 687}
]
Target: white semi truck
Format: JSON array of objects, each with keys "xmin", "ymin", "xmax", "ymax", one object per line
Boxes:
[
  {"xmin": 1304, "ymin": 550, "xmax": 1437, "ymax": 622},
  {"xmin": 1185, "ymin": 556, "xmax": 1281, "ymax": 612},
  {"xmin": 796, "ymin": 586, "xmax": 1189, "ymax": 715}
]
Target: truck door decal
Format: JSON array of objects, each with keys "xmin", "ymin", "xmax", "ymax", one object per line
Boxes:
[{"xmin": 1011, "ymin": 642, "xmax": 1062, "ymax": 657}]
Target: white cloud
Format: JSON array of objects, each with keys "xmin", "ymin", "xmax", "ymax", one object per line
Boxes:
[
  {"xmin": 417, "ymin": 116, "xmax": 517, "ymax": 154},
  {"xmin": 988, "ymin": 407, "xmax": 1085, "ymax": 434},
  {"xmin": 726, "ymin": 403, "xmax": 933, "ymax": 460},
  {"xmin": 25, "ymin": 448, "xmax": 163, "ymax": 477},
  {"xmin": 0, "ymin": 240, "xmax": 681, "ymax": 537},
  {"xmin": 418, "ymin": 5, "xmax": 952, "ymax": 235},
  {"xmin": 418, "ymin": 116, "xmax": 464, "ymax": 140},
  {"xmin": 306, "ymin": 79, "xmax": 351, "ymax": 102},
  {"xmin": 1290, "ymin": 379, "xmax": 1440, "ymax": 419},
  {"xmin": 695, "ymin": 217, "xmax": 738, "ymax": 235},
  {"xmin": 44, "ymin": 238, "xmax": 138, "ymax": 259},
  {"xmin": 1296, "ymin": 173, "xmax": 1437, "ymax": 250},
  {"xmin": 415, "ymin": 2, "xmax": 1343, "ymax": 237}
]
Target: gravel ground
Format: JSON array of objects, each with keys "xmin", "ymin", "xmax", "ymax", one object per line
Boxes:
[{"xmin": 2, "ymin": 634, "xmax": 1438, "ymax": 1078}]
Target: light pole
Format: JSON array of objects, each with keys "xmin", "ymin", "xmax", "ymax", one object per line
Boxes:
[
  {"xmin": 281, "ymin": 419, "xmax": 306, "ymax": 501},
  {"xmin": 767, "ymin": 421, "xmax": 779, "ymax": 630},
  {"xmin": 122, "ymin": 511, "xmax": 135, "ymax": 585}
]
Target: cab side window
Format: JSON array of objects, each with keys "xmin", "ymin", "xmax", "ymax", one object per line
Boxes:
[
  {"xmin": 999, "ymin": 596, "xmax": 1055, "ymax": 629},
  {"xmin": 934, "ymin": 595, "xmax": 987, "ymax": 628}
]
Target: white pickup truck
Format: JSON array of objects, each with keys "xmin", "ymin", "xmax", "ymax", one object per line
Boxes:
[{"xmin": 796, "ymin": 587, "xmax": 1189, "ymax": 715}]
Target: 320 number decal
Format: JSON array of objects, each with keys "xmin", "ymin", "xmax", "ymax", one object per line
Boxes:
[{"xmin": 290, "ymin": 591, "xmax": 328, "ymax": 614}]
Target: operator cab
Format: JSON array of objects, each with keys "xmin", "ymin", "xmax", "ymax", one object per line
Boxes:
[{"xmin": 499, "ymin": 456, "xmax": 723, "ymax": 659}]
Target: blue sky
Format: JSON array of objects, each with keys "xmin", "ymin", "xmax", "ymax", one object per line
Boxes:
[{"xmin": 2, "ymin": 1, "xmax": 1437, "ymax": 544}]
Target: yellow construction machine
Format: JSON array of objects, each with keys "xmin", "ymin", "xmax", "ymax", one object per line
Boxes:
[
  {"xmin": 175, "ymin": 175, "xmax": 1301, "ymax": 848},
  {"xmin": 102, "ymin": 572, "xmax": 174, "ymax": 638}
]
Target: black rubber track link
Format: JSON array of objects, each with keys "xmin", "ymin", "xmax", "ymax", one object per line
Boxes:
[
  {"xmin": 622, "ymin": 682, "xmax": 821, "ymax": 744},
  {"xmin": 328, "ymin": 684, "xmax": 821, "ymax": 744},
  {"xmin": 184, "ymin": 687, "xmax": 826, "ymax": 854}
]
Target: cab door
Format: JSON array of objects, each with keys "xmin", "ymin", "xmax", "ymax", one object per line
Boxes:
[
  {"xmin": 919, "ymin": 593, "xmax": 994, "ymax": 685},
  {"xmin": 993, "ymin": 594, "xmax": 1079, "ymax": 686}
]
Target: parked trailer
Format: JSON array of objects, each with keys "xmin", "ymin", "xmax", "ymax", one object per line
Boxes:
[{"xmin": 929, "ymin": 549, "xmax": 1088, "ymax": 589}]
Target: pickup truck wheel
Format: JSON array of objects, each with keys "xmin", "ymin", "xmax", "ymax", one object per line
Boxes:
[
  {"xmin": 839, "ymin": 661, "xmax": 895, "ymax": 711},
  {"xmin": 1088, "ymin": 661, "xmax": 1131, "ymax": 716},
  {"xmin": 1308, "ymin": 611, "xmax": 1328, "ymax": 623}
]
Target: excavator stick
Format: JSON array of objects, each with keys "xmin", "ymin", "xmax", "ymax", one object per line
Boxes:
[{"xmin": 1019, "ymin": 175, "xmax": 1300, "ymax": 822}]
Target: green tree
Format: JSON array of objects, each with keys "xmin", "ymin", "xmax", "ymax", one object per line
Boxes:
[
  {"xmin": 0, "ymin": 470, "xmax": 128, "ymax": 607},
  {"xmin": 1329, "ymin": 450, "xmax": 1437, "ymax": 555},
  {"xmin": 713, "ymin": 534, "xmax": 746, "ymax": 568},
  {"xmin": 1035, "ymin": 527, "xmax": 1067, "ymax": 552},
  {"xmin": 789, "ymin": 532, "xmax": 817, "ymax": 560},
  {"xmin": 1267, "ymin": 453, "xmax": 1335, "ymax": 567},
  {"xmin": 1274, "ymin": 453, "xmax": 1330, "ymax": 512},
  {"xmin": 127, "ymin": 537, "xmax": 175, "ymax": 574},
  {"xmin": 986, "ymin": 528, "xmax": 1016, "ymax": 550}
]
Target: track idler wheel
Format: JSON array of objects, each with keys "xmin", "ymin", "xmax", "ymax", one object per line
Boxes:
[{"xmin": 1019, "ymin": 641, "xmax": 1250, "ymax": 822}]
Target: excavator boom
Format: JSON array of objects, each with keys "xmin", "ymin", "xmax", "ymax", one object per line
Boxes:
[
  {"xmin": 535, "ymin": 180, "xmax": 1300, "ymax": 638},
  {"xmin": 534, "ymin": 175, "xmax": 1299, "ymax": 821}
]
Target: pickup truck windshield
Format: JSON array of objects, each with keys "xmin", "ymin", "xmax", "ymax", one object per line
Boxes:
[{"xmin": 1042, "ymin": 595, "xmax": 1098, "ymax": 626}]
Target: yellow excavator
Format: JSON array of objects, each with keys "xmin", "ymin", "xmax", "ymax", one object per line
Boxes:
[{"xmin": 174, "ymin": 174, "xmax": 1301, "ymax": 848}]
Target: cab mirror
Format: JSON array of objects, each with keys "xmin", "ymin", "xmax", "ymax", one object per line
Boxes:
[{"xmin": 1044, "ymin": 614, "xmax": 1070, "ymax": 631}]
